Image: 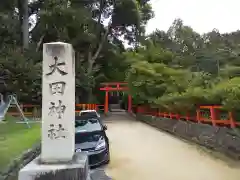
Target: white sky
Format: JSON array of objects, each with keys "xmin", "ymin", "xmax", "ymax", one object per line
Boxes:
[{"xmin": 146, "ymin": 0, "xmax": 240, "ymax": 35}]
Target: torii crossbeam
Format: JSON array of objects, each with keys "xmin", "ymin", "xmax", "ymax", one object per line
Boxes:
[{"xmin": 99, "ymin": 82, "xmax": 132, "ymax": 114}]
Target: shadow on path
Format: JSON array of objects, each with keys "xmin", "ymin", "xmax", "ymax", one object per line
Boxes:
[{"xmin": 90, "ymin": 168, "xmax": 112, "ymax": 180}]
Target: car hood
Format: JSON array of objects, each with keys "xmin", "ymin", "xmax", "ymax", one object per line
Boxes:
[
  {"xmin": 75, "ymin": 131, "xmax": 103, "ymax": 151},
  {"xmin": 75, "ymin": 142, "xmax": 98, "ymax": 150}
]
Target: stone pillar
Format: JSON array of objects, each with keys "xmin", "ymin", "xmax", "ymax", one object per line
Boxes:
[
  {"xmin": 41, "ymin": 42, "xmax": 75, "ymax": 163},
  {"xmin": 18, "ymin": 42, "xmax": 89, "ymax": 180}
]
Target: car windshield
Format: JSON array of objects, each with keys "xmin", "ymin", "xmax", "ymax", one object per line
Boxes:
[
  {"xmin": 75, "ymin": 132, "xmax": 102, "ymax": 144},
  {"xmin": 81, "ymin": 111, "xmax": 98, "ymax": 117},
  {"xmin": 75, "ymin": 118, "xmax": 102, "ymax": 133}
]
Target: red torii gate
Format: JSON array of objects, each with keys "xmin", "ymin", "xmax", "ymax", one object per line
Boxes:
[{"xmin": 99, "ymin": 82, "xmax": 132, "ymax": 114}]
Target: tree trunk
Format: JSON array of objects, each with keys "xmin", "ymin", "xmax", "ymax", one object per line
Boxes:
[
  {"xmin": 86, "ymin": 51, "xmax": 94, "ymax": 103},
  {"xmin": 85, "ymin": 1, "xmax": 112, "ymax": 103},
  {"xmin": 22, "ymin": 0, "xmax": 29, "ymax": 49},
  {"xmin": 18, "ymin": 0, "xmax": 23, "ymax": 43}
]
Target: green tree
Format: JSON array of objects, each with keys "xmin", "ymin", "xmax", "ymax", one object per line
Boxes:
[{"xmin": 0, "ymin": 0, "xmax": 153, "ymax": 104}]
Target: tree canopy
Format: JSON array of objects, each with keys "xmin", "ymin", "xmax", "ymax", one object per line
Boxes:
[
  {"xmin": 1, "ymin": 2, "xmax": 240, "ymax": 112},
  {"xmin": 0, "ymin": 0, "xmax": 153, "ymax": 103},
  {"xmin": 126, "ymin": 19, "xmax": 240, "ymax": 111}
]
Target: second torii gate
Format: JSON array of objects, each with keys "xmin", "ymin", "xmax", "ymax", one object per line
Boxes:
[{"xmin": 99, "ymin": 82, "xmax": 132, "ymax": 114}]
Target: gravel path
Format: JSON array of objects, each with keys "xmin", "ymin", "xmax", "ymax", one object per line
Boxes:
[{"xmin": 103, "ymin": 113, "xmax": 240, "ymax": 180}]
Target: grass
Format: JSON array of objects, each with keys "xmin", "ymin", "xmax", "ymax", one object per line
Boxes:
[{"xmin": 0, "ymin": 116, "xmax": 41, "ymax": 171}]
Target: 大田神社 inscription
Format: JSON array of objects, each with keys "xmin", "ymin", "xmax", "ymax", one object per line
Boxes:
[
  {"xmin": 41, "ymin": 42, "xmax": 75, "ymax": 162},
  {"xmin": 48, "ymin": 124, "xmax": 66, "ymax": 140},
  {"xmin": 46, "ymin": 56, "xmax": 68, "ymax": 76}
]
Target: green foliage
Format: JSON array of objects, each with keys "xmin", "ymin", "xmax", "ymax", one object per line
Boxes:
[
  {"xmin": 209, "ymin": 78, "xmax": 240, "ymax": 110},
  {"xmin": 0, "ymin": 0, "xmax": 153, "ymax": 103},
  {"xmin": 0, "ymin": 48, "xmax": 41, "ymax": 102},
  {"xmin": 2, "ymin": 0, "xmax": 240, "ymax": 113},
  {"xmin": 125, "ymin": 19, "xmax": 240, "ymax": 112}
]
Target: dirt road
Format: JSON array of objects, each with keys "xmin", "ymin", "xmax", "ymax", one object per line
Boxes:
[{"xmin": 104, "ymin": 113, "xmax": 240, "ymax": 180}]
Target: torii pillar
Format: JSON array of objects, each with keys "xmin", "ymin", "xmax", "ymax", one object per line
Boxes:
[
  {"xmin": 128, "ymin": 95, "xmax": 132, "ymax": 113},
  {"xmin": 104, "ymin": 91, "xmax": 109, "ymax": 114}
]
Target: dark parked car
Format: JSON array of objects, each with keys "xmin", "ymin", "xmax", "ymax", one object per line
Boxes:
[{"xmin": 75, "ymin": 115, "xmax": 110, "ymax": 168}]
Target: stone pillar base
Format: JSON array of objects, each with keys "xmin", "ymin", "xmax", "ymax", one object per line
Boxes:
[{"xmin": 18, "ymin": 152, "xmax": 89, "ymax": 180}]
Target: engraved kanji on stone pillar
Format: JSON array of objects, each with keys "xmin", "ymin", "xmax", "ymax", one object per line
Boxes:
[{"xmin": 41, "ymin": 42, "xmax": 75, "ymax": 163}]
